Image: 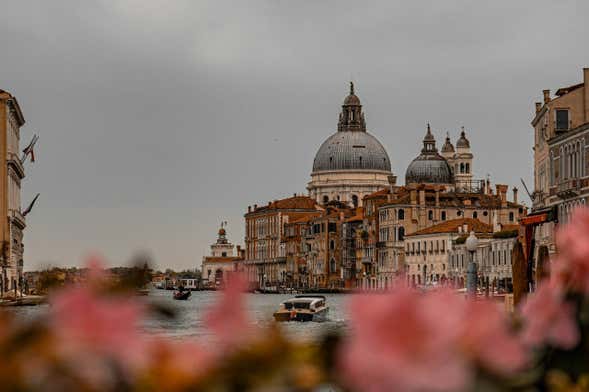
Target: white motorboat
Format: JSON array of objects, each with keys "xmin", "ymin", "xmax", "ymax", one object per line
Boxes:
[{"xmin": 273, "ymin": 295, "xmax": 329, "ymax": 322}]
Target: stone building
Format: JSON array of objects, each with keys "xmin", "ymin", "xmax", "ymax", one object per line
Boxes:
[
  {"xmin": 449, "ymin": 233, "xmax": 518, "ymax": 293},
  {"xmin": 201, "ymin": 224, "xmax": 244, "ymax": 287},
  {"xmin": 405, "ymin": 218, "xmax": 493, "ymax": 286},
  {"xmin": 308, "ymin": 83, "xmax": 394, "ymax": 207},
  {"xmin": 528, "ymin": 68, "xmax": 589, "ymax": 254},
  {"xmin": 0, "ymin": 90, "xmax": 26, "ymax": 294},
  {"xmin": 243, "ymin": 195, "xmax": 321, "ymax": 288}
]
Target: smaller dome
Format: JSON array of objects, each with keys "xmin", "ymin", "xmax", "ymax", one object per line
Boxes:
[
  {"xmin": 405, "ymin": 125, "xmax": 454, "ymax": 185},
  {"xmin": 456, "ymin": 128, "xmax": 470, "ymax": 148},
  {"xmin": 218, "ymin": 228, "xmax": 226, "ymax": 236},
  {"xmin": 441, "ymin": 133, "xmax": 455, "ymax": 153}
]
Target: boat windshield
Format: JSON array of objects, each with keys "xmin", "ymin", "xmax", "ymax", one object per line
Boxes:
[{"xmin": 284, "ymin": 301, "xmax": 310, "ymax": 310}]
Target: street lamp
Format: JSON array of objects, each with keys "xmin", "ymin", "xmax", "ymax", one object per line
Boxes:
[{"xmin": 465, "ymin": 231, "xmax": 479, "ymax": 298}]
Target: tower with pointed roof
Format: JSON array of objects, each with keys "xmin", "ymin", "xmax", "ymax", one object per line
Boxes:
[
  {"xmin": 308, "ymin": 82, "xmax": 393, "ymax": 207},
  {"xmin": 453, "ymin": 127, "xmax": 474, "ymax": 189}
]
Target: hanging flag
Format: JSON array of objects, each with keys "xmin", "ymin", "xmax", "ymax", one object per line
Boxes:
[
  {"xmin": 21, "ymin": 134, "xmax": 39, "ymax": 163},
  {"xmin": 22, "ymin": 193, "xmax": 40, "ymax": 217}
]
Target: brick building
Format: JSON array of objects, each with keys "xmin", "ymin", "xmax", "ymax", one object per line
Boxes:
[{"xmin": 243, "ymin": 195, "xmax": 321, "ymax": 289}]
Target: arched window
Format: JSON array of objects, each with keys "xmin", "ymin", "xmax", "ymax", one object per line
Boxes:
[
  {"xmin": 473, "ymin": 211, "xmax": 478, "ymax": 219},
  {"xmin": 441, "ymin": 211, "xmax": 447, "ymax": 221},
  {"xmin": 329, "ymin": 240, "xmax": 335, "ymax": 250},
  {"xmin": 465, "ymin": 163, "xmax": 470, "ymax": 173},
  {"xmin": 398, "ymin": 226, "xmax": 405, "ymax": 241},
  {"xmin": 352, "ymin": 195, "xmax": 359, "ymax": 208},
  {"xmin": 509, "ymin": 212, "xmax": 514, "ymax": 222},
  {"xmin": 460, "ymin": 163, "xmax": 465, "ymax": 173},
  {"xmin": 330, "ymin": 258, "xmax": 336, "ymax": 274},
  {"xmin": 398, "ymin": 209, "xmax": 405, "ymax": 220},
  {"xmin": 323, "ymin": 195, "xmax": 329, "ymax": 204},
  {"xmin": 428, "ymin": 210, "xmax": 433, "ymax": 220}
]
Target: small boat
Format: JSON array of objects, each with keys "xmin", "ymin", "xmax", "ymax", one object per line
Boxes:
[
  {"xmin": 273, "ymin": 295, "xmax": 329, "ymax": 322},
  {"xmin": 173, "ymin": 290, "xmax": 191, "ymax": 300}
]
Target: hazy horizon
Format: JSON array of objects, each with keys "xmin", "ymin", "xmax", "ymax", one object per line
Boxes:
[{"xmin": 1, "ymin": 0, "xmax": 588, "ymax": 271}]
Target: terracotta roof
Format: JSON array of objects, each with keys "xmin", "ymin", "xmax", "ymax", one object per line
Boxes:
[
  {"xmin": 381, "ymin": 189, "xmax": 523, "ymax": 209},
  {"xmin": 555, "ymin": 82, "xmax": 584, "ymax": 97},
  {"xmin": 203, "ymin": 257, "xmax": 241, "ymax": 263},
  {"xmin": 364, "ymin": 188, "xmax": 390, "ymax": 199},
  {"xmin": 500, "ymin": 224, "xmax": 520, "ymax": 232},
  {"xmin": 345, "ymin": 207, "xmax": 364, "ymax": 222},
  {"xmin": 289, "ymin": 212, "xmax": 322, "ymax": 224},
  {"xmin": 408, "ymin": 218, "xmax": 493, "ymax": 236},
  {"xmin": 250, "ymin": 196, "xmax": 318, "ymax": 213}
]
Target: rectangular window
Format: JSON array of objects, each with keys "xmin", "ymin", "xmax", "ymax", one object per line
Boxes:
[{"xmin": 556, "ymin": 109, "xmax": 569, "ymax": 131}]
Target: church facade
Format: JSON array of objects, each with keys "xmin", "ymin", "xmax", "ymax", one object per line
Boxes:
[{"xmin": 238, "ymin": 83, "xmax": 525, "ymax": 290}]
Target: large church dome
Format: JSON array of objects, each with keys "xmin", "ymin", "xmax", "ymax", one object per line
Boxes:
[
  {"xmin": 307, "ymin": 83, "xmax": 393, "ymax": 207},
  {"xmin": 312, "ymin": 131, "xmax": 391, "ymax": 172},
  {"xmin": 405, "ymin": 125, "xmax": 453, "ymax": 185},
  {"xmin": 311, "ymin": 82, "xmax": 391, "ymax": 174}
]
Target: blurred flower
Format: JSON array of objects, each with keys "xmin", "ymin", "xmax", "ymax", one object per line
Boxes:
[
  {"xmin": 459, "ymin": 299, "xmax": 527, "ymax": 375},
  {"xmin": 142, "ymin": 338, "xmax": 214, "ymax": 390},
  {"xmin": 340, "ymin": 287, "xmax": 469, "ymax": 392},
  {"xmin": 205, "ymin": 273, "xmax": 254, "ymax": 348},
  {"xmin": 49, "ymin": 285, "xmax": 147, "ymax": 370},
  {"xmin": 553, "ymin": 206, "xmax": 589, "ymax": 293},
  {"xmin": 520, "ymin": 282, "xmax": 579, "ymax": 350}
]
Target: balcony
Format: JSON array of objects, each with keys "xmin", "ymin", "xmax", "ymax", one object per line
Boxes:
[
  {"xmin": 6, "ymin": 152, "xmax": 25, "ymax": 179},
  {"xmin": 9, "ymin": 209, "xmax": 26, "ymax": 229},
  {"xmin": 555, "ymin": 178, "xmax": 584, "ymax": 199}
]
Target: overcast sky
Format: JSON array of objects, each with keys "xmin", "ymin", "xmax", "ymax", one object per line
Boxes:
[{"xmin": 1, "ymin": 0, "xmax": 588, "ymax": 271}]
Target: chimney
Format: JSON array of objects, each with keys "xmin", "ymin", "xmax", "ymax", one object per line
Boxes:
[
  {"xmin": 543, "ymin": 89, "xmax": 551, "ymax": 104},
  {"xmin": 410, "ymin": 189, "xmax": 417, "ymax": 205},
  {"xmin": 388, "ymin": 175, "xmax": 397, "ymax": 193},
  {"xmin": 535, "ymin": 102, "xmax": 542, "ymax": 113},
  {"xmin": 418, "ymin": 189, "xmax": 425, "ymax": 206},
  {"xmin": 513, "ymin": 187, "xmax": 518, "ymax": 204},
  {"xmin": 496, "ymin": 184, "xmax": 508, "ymax": 207},
  {"xmin": 584, "ymin": 68, "xmax": 589, "ymax": 122}
]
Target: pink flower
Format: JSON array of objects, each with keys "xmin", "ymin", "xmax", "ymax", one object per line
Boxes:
[
  {"xmin": 519, "ymin": 282, "xmax": 579, "ymax": 350},
  {"xmin": 554, "ymin": 206, "xmax": 589, "ymax": 293},
  {"xmin": 205, "ymin": 273, "xmax": 254, "ymax": 348},
  {"xmin": 49, "ymin": 285, "xmax": 147, "ymax": 369},
  {"xmin": 459, "ymin": 299, "xmax": 527, "ymax": 375},
  {"xmin": 339, "ymin": 288, "xmax": 470, "ymax": 392}
]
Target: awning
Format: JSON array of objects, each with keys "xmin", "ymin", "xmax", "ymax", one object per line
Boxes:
[{"xmin": 521, "ymin": 213, "xmax": 548, "ymax": 225}]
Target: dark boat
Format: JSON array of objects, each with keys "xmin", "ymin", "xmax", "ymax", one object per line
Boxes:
[{"xmin": 173, "ymin": 289, "xmax": 191, "ymax": 300}]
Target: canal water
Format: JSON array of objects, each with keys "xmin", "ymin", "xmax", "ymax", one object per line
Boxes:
[
  {"xmin": 144, "ymin": 290, "xmax": 349, "ymax": 342},
  {"xmin": 8, "ymin": 290, "xmax": 350, "ymax": 344}
]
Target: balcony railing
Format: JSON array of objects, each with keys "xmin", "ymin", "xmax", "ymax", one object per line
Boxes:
[
  {"xmin": 555, "ymin": 178, "xmax": 584, "ymax": 199},
  {"xmin": 6, "ymin": 152, "xmax": 25, "ymax": 179},
  {"xmin": 9, "ymin": 209, "xmax": 26, "ymax": 229}
]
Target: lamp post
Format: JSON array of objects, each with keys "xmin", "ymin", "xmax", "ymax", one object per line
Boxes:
[{"xmin": 465, "ymin": 231, "xmax": 479, "ymax": 298}]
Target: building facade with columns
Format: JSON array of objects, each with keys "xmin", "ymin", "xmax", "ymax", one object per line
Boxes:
[
  {"xmin": 528, "ymin": 68, "xmax": 589, "ymax": 256},
  {"xmin": 201, "ymin": 224, "xmax": 244, "ymax": 287},
  {"xmin": 307, "ymin": 83, "xmax": 394, "ymax": 208},
  {"xmin": 0, "ymin": 90, "xmax": 26, "ymax": 294}
]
